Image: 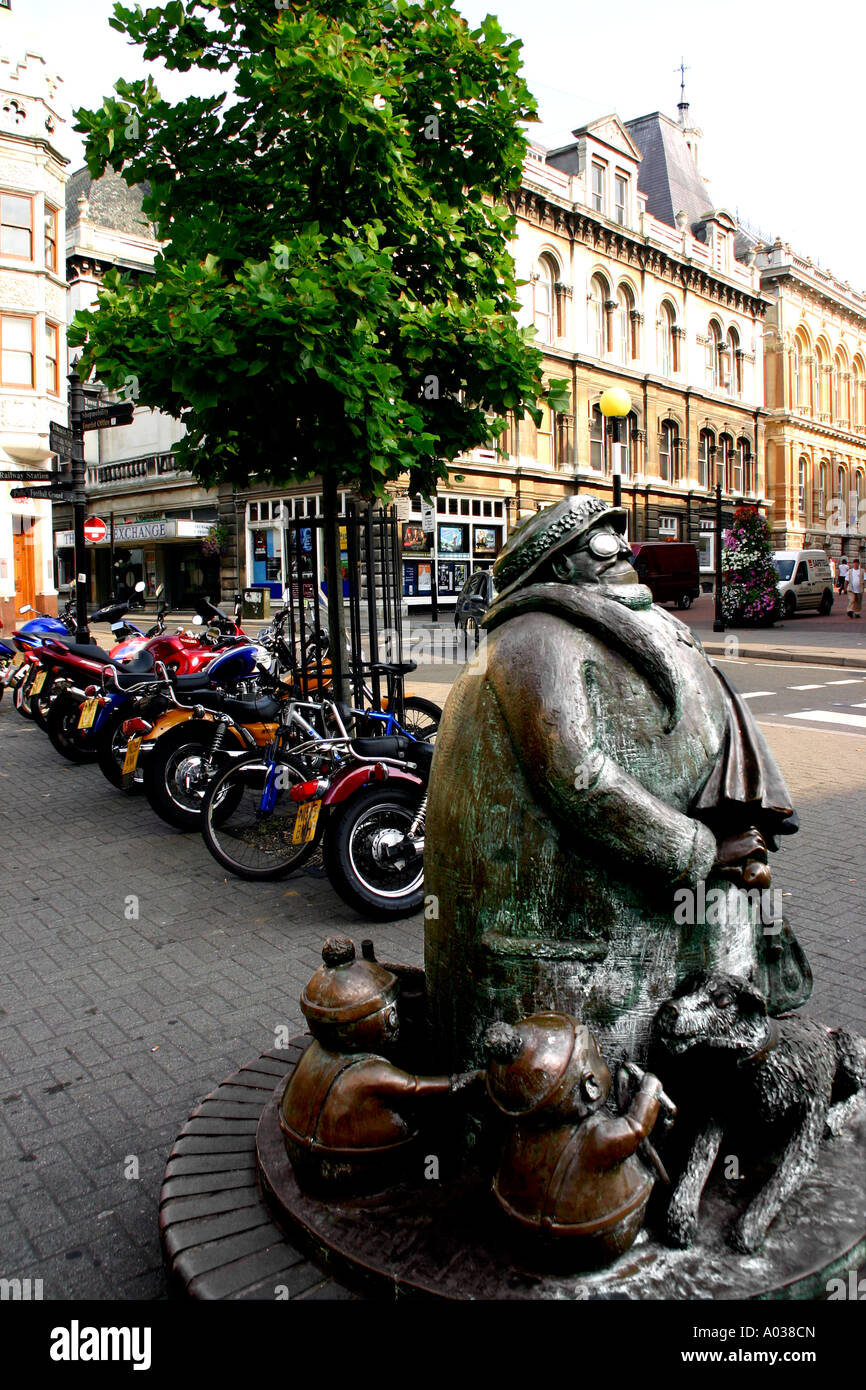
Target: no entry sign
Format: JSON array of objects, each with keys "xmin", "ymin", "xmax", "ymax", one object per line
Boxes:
[{"xmin": 83, "ymin": 516, "xmax": 107, "ymax": 544}]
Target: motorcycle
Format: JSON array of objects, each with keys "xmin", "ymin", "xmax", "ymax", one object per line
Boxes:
[
  {"xmin": 200, "ymin": 695, "xmax": 432, "ymax": 919},
  {"xmin": 42, "ymin": 593, "xmax": 254, "ymax": 767}
]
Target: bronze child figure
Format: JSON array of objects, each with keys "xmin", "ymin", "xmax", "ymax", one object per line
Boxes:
[
  {"xmin": 484, "ymin": 1013, "xmax": 675, "ymax": 1267},
  {"xmin": 279, "ymin": 937, "xmax": 475, "ymax": 1194}
]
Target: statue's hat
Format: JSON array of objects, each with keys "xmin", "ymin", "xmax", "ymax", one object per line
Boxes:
[
  {"xmin": 301, "ymin": 937, "xmax": 399, "ymax": 1027},
  {"xmin": 493, "ymin": 497, "xmax": 628, "ymax": 601}
]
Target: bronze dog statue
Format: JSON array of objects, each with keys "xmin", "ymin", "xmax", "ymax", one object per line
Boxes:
[{"xmin": 654, "ymin": 972, "xmax": 866, "ymax": 1253}]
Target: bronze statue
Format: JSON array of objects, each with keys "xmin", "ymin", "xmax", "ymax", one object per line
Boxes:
[
  {"xmin": 484, "ymin": 1013, "xmax": 675, "ymax": 1266},
  {"xmin": 425, "ymin": 496, "xmax": 808, "ymax": 1073},
  {"xmin": 279, "ymin": 937, "xmax": 475, "ymax": 1194}
]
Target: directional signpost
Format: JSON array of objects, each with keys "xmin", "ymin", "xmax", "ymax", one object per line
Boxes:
[
  {"xmin": 66, "ymin": 373, "xmax": 134, "ymax": 640},
  {"xmin": 81, "ymin": 402, "xmax": 135, "ymax": 433},
  {"xmin": 49, "ymin": 420, "xmax": 74, "ymax": 460},
  {"xmin": 0, "ymin": 469, "xmax": 59, "ymax": 483},
  {"xmin": 9, "ymin": 486, "xmax": 75, "ymax": 503}
]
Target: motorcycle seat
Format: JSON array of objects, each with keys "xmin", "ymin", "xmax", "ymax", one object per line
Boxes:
[
  {"xmin": 219, "ymin": 694, "xmax": 281, "ymax": 723},
  {"xmin": 118, "ymin": 650, "xmax": 155, "ymax": 673},
  {"xmin": 368, "ymin": 660, "xmax": 417, "ymax": 677},
  {"xmin": 173, "ymin": 674, "xmax": 214, "ymax": 693},
  {"xmin": 406, "ymin": 741, "xmax": 434, "ymax": 774},
  {"xmin": 57, "ymin": 642, "xmax": 113, "ymax": 662},
  {"xmin": 349, "ymin": 736, "xmax": 413, "ymax": 759},
  {"xmin": 110, "ymin": 652, "xmax": 156, "ymax": 688}
]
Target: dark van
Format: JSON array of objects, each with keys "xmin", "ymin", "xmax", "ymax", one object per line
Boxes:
[{"xmin": 629, "ymin": 542, "xmax": 701, "ymax": 610}]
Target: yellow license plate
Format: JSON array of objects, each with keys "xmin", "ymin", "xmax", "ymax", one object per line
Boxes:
[
  {"xmin": 77, "ymin": 696, "xmax": 99, "ymax": 730},
  {"xmin": 10, "ymin": 651, "xmax": 24, "ymax": 669},
  {"xmin": 292, "ymin": 799, "xmax": 321, "ymax": 845},
  {"xmin": 31, "ymin": 670, "xmax": 47, "ymax": 694},
  {"xmin": 122, "ymin": 736, "xmax": 142, "ymax": 776}
]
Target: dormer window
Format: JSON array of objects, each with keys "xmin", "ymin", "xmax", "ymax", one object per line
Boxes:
[
  {"xmin": 614, "ymin": 174, "xmax": 628, "ymax": 226},
  {"xmin": 591, "ymin": 162, "xmax": 606, "ymax": 214}
]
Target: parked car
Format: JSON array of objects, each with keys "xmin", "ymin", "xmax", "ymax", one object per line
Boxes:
[
  {"xmin": 629, "ymin": 542, "xmax": 701, "ymax": 610},
  {"xmin": 454, "ymin": 569, "xmax": 496, "ymax": 641},
  {"xmin": 772, "ymin": 550, "xmax": 834, "ymax": 618}
]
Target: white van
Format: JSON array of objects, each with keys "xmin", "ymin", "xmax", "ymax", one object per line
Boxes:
[{"xmin": 772, "ymin": 550, "xmax": 834, "ymax": 618}]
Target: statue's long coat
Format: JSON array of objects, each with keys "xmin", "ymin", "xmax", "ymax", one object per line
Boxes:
[{"xmin": 424, "ymin": 584, "xmax": 795, "ymax": 1070}]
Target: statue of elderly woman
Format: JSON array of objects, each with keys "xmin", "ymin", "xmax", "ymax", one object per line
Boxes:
[{"xmin": 425, "ymin": 496, "xmax": 809, "ymax": 1073}]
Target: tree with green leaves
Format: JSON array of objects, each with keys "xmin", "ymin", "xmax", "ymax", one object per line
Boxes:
[{"xmin": 70, "ymin": 0, "xmax": 567, "ymax": 675}]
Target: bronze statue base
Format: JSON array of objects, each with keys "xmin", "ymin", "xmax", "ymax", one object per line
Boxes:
[{"xmin": 256, "ymin": 1072, "xmax": 866, "ymax": 1302}]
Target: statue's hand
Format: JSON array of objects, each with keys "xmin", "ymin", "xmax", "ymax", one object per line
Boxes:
[{"xmin": 714, "ymin": 829, "xmax": 771, "ymax": 888}]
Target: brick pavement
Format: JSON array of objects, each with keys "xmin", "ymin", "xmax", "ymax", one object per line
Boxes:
[{"xmin": 0, "ymin": 686, "xmax": 863, "ymax": 1301}]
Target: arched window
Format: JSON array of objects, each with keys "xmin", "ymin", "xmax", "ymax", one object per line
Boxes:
[
  {"xmin": 658, "ymin": 421, "xmax": 679, "ymax": 481},
  {"xmin": 614, "ymin": 283, "xmax": 635, "ymax": 365},
  {"xmin": 727, "ymin": 328, "xmax": 741, "ymax": 397},
  {"xmin": 531, "ymin": 256, "xmax": 557, "ymax": 345},
  {"xmin": 719, "ymin": 433, "xmax": 734, "ymax": 491},
  {"xmin": 817, "ymin": 462, "xmax": 829, "ymax": 517},
  {"xmin": 707, "ymin": 321, "xmax": 724, "ymax": 390},
  {"xmin": 590, "ymin": 404, "xmax": 604, "ymax": 470},
  {"xmin": 855, "ymin": 471, "xmax": 864, "ymax": 532},
  {"xmin": 815, "ymin": 343, "xmax": 828, "ymax": 414},
  {"xmin": 735, "ymin": 437, "xmax": 751, "ymax": 494},
  {"xmin": 659, "ymin": 302, "xmax": 676, "ymax": 377},
  {"xmin": 588, "ymin": 275, "xmax": 607, "ymax": 358},
  {"xmin": 798, "ymin": 457, "xmax": 807, "ymax": 515},
  {"xmin": 699, "ymin": 428, "xmax": 715, "ymax": 489},
  {"xmin": 853, "ymin": 358, "xmax": 866, "ymax": 427},
  {"xmin": 792, "ymin": 339, "xmax": 803, "ymax": 408},
  {"xmin": 833, "ymin": 351, "xmax": 848, "ymax": 422}
]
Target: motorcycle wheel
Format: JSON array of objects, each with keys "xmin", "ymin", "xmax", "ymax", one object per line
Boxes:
[
  {"xmin": 31, "ymin": 672, "xmax": 58, "ymax": 731},
  {"xmin": 400, "ymin": 696, "xmax": 442, "ymax": 743},
  {"xmin": 13, "ymin": 670, "xmax": 36, "ymax": 720},
  {"xmin": 96, "ymin": 706, "xmax": 142, "ymax": 792},
  {"xmin": 45, "ymin": 693, "xmax": 100, "ymax": 763},
  {"xmin": 201, "ymin": 755, "xmax": 321, "ymax": 880},
  {"xmin": 323, "ymin": 784, "xmax": 425, "ymax": 920},
  {"xmin": 142, "ymin": 720, "xmax": 243, "ymax": 830}
]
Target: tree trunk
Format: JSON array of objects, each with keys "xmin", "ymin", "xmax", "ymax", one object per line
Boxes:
[{"xmin": 322, "ymin": 474, "xmax": 349, "ymax": 703}]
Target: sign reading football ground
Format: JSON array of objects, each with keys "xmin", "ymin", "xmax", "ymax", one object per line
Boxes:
[{"xmin": 9, "ymin": 486, "xmax": 75, "ymax": 502}]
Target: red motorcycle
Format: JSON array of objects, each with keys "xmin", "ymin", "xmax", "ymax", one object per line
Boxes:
[{"xmin": 40, "ymin": 595, "xmax": 253, "ymax": 766}]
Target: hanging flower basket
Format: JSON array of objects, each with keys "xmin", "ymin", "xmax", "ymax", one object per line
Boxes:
[
  {"xmin": 201, "ymin": 524, "xmax": 229, "ymax": 557},
  {"xmin": 721, "ymin": 507, "xmax": 780, "ymax": 626}
]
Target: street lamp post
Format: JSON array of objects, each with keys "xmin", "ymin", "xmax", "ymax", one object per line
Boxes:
[{"xmin": 599, "ymin": 387, "xmax": 631, "ymax": 510}]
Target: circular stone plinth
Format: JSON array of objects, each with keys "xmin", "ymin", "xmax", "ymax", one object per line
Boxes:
[{"xmin": 257, "ymin": 1078, "xmax": 866, "ymax": 1302}]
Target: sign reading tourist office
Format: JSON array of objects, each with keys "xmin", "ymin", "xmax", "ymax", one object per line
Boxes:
[{"xmin": 54, "ymin": 519, "xmax": 213, "ymax": 547}]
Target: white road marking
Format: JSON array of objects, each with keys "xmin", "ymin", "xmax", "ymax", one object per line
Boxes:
[
  {"xmin": 788, "ymin": 684, "xmax": 822, "ymax": 690},
  {"xmin": 826, "ymin": 679, "xmax": 865, "ymax": 685},
  {"xmin": 786, "ymin": 710, "xmax": 866, "ymax": 729},
  {"xmin": 741, "ymin": 691, "xmax": 774, "ymax": 698}
]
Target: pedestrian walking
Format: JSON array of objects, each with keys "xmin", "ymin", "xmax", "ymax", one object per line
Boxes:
[
  {"xmin": 828, "ymin": 555, "xmax": 837, "ymax": 588},
  {"xmin": 846, "ymin": 556, "xmax": 863, "ymax": 618},
  {"xmin": 838, "ymin": 556, "xmax": 849, "ymax": 594}
]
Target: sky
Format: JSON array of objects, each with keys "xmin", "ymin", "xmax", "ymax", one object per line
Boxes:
[{"xmin": 4, "ymin": 0, "xmax": 864, "ymax": 290}]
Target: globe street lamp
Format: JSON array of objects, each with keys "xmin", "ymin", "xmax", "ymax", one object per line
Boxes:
[{"xmin": 599, "ymin": 387, "xmax": 631, "ymax": 510}]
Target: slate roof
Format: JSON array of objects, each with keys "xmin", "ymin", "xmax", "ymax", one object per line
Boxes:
[
  {"xmin": 66, "ymin": 166, "xmax": 157, "ymax": 241},
  {"xmin": 624, "ymin": 111, "xmax": 713, "ymax": 233}
]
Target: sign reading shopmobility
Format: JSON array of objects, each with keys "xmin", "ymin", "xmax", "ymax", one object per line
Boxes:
[
  {"xmin": 49, "ymin": 421, "xmax": 73, "ymax": 458},
  {"xmin": 83, "ymin": 517, "xmax": 107, "ymax": 544},
  {"xmin": 81, "ymin": 402, "xmax": 135, "ymax": 433}
]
